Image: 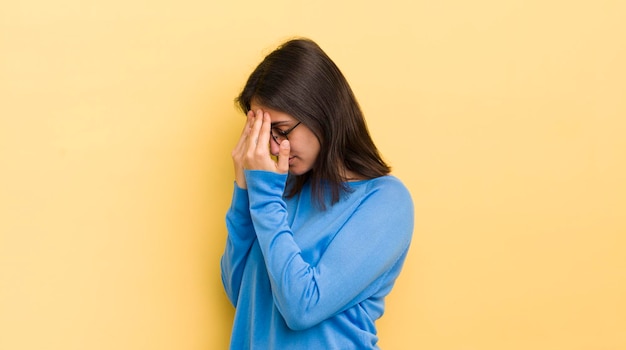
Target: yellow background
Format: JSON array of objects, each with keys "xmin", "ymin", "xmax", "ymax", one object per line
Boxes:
[{"xmin": 1, "ymin": 0, "xmax": 625, "ymax": 349}]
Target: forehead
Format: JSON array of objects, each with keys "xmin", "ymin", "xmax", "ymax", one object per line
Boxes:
[{"xmin": 249, "ymin": 101, "xmax": 296, "ymax": 123}]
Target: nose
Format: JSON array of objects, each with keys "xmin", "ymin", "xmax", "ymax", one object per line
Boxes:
[{"xmin": 269, "ymin": 139, "xmax": 281, "ymax": 156}]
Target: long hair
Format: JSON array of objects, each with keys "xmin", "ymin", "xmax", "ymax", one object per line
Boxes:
[{"xmin": 236, "ymin": 38, "xmax": 390, "ymax": 209}]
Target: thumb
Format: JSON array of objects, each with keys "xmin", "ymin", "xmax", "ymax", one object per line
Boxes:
[{"xmin": 277, "ymin": 140, "xmax": 290, "ymax": 173}]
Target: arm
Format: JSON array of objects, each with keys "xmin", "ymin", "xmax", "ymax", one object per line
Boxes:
[
  {"xmin": 221, "ymin": 110, "xmax": 259, "ymax": 305},
  {"xmin": 246, "ymin": 170, "xmax": 414, "ymax": 330},
  {"xmin": 220, "ymin": 184, "xmax": 256, "ymax": 306}
]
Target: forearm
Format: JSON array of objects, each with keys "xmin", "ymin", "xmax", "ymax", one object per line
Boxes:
[{"xmin": 220, "ymin": 183, "xmax": 256, "ymax": 306}]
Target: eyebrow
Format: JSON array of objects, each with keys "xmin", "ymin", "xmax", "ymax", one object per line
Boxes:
[{"xmin": 270, "ymin": 121, "xmax": 290, "ymax": 127}]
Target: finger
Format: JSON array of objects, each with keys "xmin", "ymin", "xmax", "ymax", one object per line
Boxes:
[
  {"xmin": 255, "ymin": 111, "xmax": 272, "ymax": 150},
  {"xmin": 244, "ymin": 111, "xmax": 254, "ymax": 141},
  {"xmin": 232, "ymin": 111, "xmax": 254, "ymax": 156},
  {"xmin": 241, "ymin": 110, "xmax": 254, "ymax": 136},
  {"xmin": 246, "ymin": 110, "xmax": 254, "ymax": 127},
  {"xmin": 276, "ymin": 140, "xmax": 290, "ymax": 173},
  {"xmin": 248, "ymin": 109, "xmax": 264, "ymax": 148}
]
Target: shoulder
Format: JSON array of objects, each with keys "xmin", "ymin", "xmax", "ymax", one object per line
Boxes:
[
  {"xmin": 350, "ymin": 175, "xmax": 413, "ymax": 208},
  {"xmin": 367, "ymin": 175, "xmax": 409, "ymax": 190},
  {"xmin": 360, "ymin": 175, "xmax": 411, "ymax": 196},
  {"xmin": 349, "ymin": 176, "xmax": 414, "ymax": 242}
]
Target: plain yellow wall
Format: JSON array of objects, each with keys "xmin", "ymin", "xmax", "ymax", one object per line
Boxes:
[{"xmin": 1, "ymin": 1, "xmax": 625, "ymax": 349}]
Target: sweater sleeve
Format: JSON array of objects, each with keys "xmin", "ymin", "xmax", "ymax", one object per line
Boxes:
[
  {"xmin": 245, "ymin": 170, "xmax": 414, "ymax": 331},
  {"xmin": 220, "ymin": 183, "xmax": 256, "ymax": 307}
]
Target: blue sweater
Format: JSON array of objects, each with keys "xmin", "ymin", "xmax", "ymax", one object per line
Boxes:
[{"xmin": 221, "ymin": 170, "xmax": 414, "ymax": 349}]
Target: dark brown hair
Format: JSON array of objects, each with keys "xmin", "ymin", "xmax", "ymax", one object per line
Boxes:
[{"xmin": 236, "ymin": 38, "xmax": 390, "ymax": 208}]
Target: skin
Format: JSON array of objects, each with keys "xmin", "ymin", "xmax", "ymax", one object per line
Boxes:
[{"xmin": 231, "ymin": 104, "xmax": 321, "ymax": 189}]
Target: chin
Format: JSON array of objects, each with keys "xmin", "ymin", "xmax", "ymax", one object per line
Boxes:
[
  {"xmin": 288, "ymin": 165, "xmax": 310, "ymax": 176},
  {"xmin": 288, "ymin": 169, "xmax": 304, "ymax": 176}
]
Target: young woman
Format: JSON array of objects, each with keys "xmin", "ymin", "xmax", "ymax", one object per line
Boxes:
[{"xmin": 221, "ymin": 38, "xmax": 414, "ymax": 349}]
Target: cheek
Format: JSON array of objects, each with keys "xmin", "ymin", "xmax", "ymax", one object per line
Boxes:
[
  {"xmin": 293, "ymin": 129, "xmax": 321, "ymax": 161},
  {"xmin": 309, "ymin": 136, "xmax": 322, "ymax": 156}
]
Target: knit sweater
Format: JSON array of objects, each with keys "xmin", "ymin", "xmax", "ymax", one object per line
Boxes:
[{"xmin": 221, "ymin": 170, "xmax": 414, "ymax": 349}]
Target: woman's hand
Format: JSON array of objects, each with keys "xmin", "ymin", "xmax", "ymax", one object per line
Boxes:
[
  {"xmin": 231, "ymin": 111, "xmax": 254, "ymax": 189},
  {"xmin": 243, "ymin": 109, "xmax": 291, "ymax": 174},
  {"xmin": 231, "ymin": 109, "xmax": 290, "ymax": 189}
]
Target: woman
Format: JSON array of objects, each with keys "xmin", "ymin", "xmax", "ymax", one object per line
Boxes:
[{"xmin": 221, "ymin": 38, "xmax": 414, "ymax": 349}]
